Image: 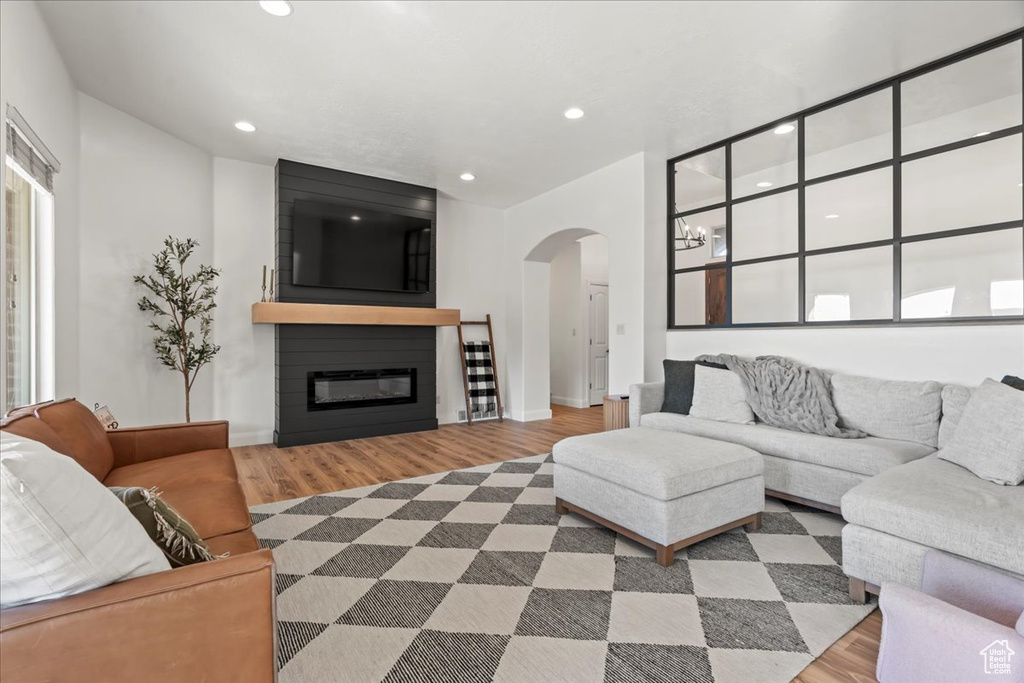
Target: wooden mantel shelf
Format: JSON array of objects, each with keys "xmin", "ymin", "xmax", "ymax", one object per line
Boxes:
[{"xmin": 252, "ymin": 302, "xmax": 461, "ymax": 327}]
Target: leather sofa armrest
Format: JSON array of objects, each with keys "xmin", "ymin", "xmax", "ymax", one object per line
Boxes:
[
  {"xmin": 1, "ymin": 549, "xmax": 275, "ymax": 683},
  {"xmin": 107, "ymin": 420, "xmax": 229, "ymax": 467}
]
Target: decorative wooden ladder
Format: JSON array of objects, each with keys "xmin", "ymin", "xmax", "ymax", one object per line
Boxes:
[{"xmin": 456, "ymin": 314, "xmax": 504, "ymax": 425}]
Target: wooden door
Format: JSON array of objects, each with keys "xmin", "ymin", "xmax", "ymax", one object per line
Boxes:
[{"xmin": 705, "ymin": 266, "xmax": 727, "ymax": 325}]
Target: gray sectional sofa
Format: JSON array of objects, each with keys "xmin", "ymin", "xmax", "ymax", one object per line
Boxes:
[{"xmin": 629, "ymin": 375, "xmax": 1024, "ymax": 601}]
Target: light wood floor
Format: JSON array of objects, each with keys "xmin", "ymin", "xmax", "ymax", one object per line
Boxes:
[{"xmin": 232, "ymin": 404, "xmax": 880, "ymax": 682}]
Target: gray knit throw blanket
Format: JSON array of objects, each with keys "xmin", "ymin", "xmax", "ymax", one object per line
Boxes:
[{"xmin": 696, "ymin": 354, "xmax": 865, "ymax": 438}]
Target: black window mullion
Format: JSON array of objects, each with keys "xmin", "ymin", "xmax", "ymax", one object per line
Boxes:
[
  {"xmin": 672, "ymin": 200, "xmax": 728, "ymax": 220},
  {"xmin": 667, "ymin": 159, "xmax": 676, "ymax": 327},
  {"xmin": 725, "ymin": 143, "xmax": 733, "ymax": 325},
  {"xmin": 804, "ymin": 158, "xmax": 894, "ymax": 187},
  {"xmin": 899, "ymin": 125, "xmax": 1022, "ymax": 164},
  {"xmin": 797, "ymin": 116, "xmax": 806, "ymax": 323},
  {"xmin": 899, "ymin": 221, "xmax": 1022, "ymax": 244},
  {"xmin": 893, "ymin": 83, "xmax": 902, "ymax": 323}
]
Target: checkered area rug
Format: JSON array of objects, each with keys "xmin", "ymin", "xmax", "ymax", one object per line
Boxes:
[{"xmin": 250, "ymin": 454, "xmax": 876, "ymax": 683}]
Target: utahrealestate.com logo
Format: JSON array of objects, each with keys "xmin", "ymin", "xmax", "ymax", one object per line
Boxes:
[{"xmin": 980, "ymin": 639, "xmax": 1015, "ymax": 675}]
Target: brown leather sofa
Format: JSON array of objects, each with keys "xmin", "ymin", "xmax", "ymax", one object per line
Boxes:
[{"xmin": 0, "ymin": 399, "xmax": 276, "ymax": 683}]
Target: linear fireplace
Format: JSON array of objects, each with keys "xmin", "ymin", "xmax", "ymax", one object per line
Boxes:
[{"xmin": 308, "ymin": 368, "xmax": 417, "ymax": 411}]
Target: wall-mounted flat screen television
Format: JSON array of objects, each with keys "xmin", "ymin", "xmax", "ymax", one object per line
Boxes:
[{"xmin": 292, "ymin": 199, "xmax": 432, "ymax": 293}]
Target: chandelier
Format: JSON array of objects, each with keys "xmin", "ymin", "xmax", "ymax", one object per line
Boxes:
[{"xmin": 674, "ymin": 209, "xmax": 706, "ymax": 252}]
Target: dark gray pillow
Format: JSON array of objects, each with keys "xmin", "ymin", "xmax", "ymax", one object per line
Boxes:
[
  {"xmin": 1001, "ymin": 375, "xmax": 1024, "ymax": 392},
  {"xmin": 661, "ymin": 359, "xmax": 727, "ymax": 414}
]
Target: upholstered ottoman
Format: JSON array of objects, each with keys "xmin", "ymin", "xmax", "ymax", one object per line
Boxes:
[{"xmin": 553, "ymin": 427, "xmax": 764, "ymax": 566}]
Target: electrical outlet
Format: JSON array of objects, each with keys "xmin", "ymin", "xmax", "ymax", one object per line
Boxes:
[
  {"xmin": 616, "ymin": 323, "xmax": 626, "ymax": 335},
  {"xmin": 571, "ymin": 328, "xmax": 576, "ymax": 336},
  {"xmin": 436, "ymin": 395, "xmax": 441, "ymax": 405}
]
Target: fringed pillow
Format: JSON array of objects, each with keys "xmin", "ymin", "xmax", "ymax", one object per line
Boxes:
[{"xmin": 108, "ymin": 487, "xmax": 223, "ymax": 566}]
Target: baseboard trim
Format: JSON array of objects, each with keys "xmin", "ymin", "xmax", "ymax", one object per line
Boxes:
[
  {"xmin": 521, "ymin": 409, "xmax": 554, "ymax": 421},
  {"xmin": 550, "ymin": 396, "xmax": 587, "ymax": 409},
  {"xmin": 229, "ymin": 430, "xmax": 275, "ymax": 447}
]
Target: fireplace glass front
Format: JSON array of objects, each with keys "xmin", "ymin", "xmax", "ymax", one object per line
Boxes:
[{"xmin": 307, "ymin": 368, "xmax": 417, "ymax": 411}]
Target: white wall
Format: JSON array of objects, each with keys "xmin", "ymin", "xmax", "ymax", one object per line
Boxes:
[
  {"xmin": 0, "ymin": 0, "xmax": 80, "ymax": 400},
  {"xmin": 212, "ymin": 158, "xmax": 275, "ymax": 445},
  {"xmin": 435, "ymin": 197, "xmax": 507, "ymax": 424},
  {"xmin": 642, "ymin": 152, "xmax": 668, "ymax": 383},
  {"xmin": 579, "ymin": 235, "xmax": 609, "ymax": 285},
  {"xmin": 548, "ymin": 241, "xmax": 583, "ymax": 407},
  {"xmin": 505, "ymin": 153, "xmax": 658, "ymax": 421},
  {"xmin": 665, "ymin": 325, "xmax": 1024, "ymax": 386},
  {"xmin": 77, "ymin": 93, "xmax": 214, "ymax": 426}
]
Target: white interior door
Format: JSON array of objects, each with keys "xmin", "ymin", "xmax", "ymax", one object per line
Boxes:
[{"xmin": 587, "ymin": 283, "xmax": 609, "ymax": 406}]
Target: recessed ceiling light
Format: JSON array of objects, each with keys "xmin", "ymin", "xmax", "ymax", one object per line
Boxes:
[
  {"xmin": 825, "ymin": 214, "xmax": 840, "ymax": 219},
  {"xmin": 564, "ymin": 107, "xmax": 585, "ymax": 120},
  {"xmin": 259, "ymin": 0, "xmax": 293, "ymax": 17},
  {"xmin": 756, "ymin": 181, "xmax": 773, "ymax": 188},
  {"xmin": 234, "ymin": 121, "xmax": 256, "ymax": 133},
  {"xmin": 774, "ymin": 123, "xmax": 796, "ymax": 135},
  {"xmin": 974, "ymin": 131, "xmax": 991, "ymax": 137},
  {"xmin": 351, "ymin": 215, "xmax": 361, "ymax": 221},
  {"xmin": 460, "ymin": 172, "xmax": 476, "ymax": 181}
]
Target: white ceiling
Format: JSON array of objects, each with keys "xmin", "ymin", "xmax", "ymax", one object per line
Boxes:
[{"xmin": 37, "ymin": 0, "xmax": 1023, "ymax": 208}]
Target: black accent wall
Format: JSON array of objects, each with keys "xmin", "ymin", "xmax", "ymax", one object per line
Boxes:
[{"xmin": 275, "ymin": 160, "xmax": 438, "ymax": 446}]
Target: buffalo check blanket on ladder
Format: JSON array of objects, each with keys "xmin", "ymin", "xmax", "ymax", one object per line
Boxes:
[
  {"xmin": 457, "ymin": 314, "xmax": 504, "ymax": 424},
  {"xmin": 464, "ymin": 342, "xmax": 497, "ymax": 416}
]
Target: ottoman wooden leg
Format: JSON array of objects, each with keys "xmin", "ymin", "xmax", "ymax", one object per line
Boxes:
[
  {"xmin": 555, "ymin": 498, "xmax": 569, "ymax": 515},
  {"xmin": 849, "ymin": 577, "xmax": 867, "ymax": 604},
  {"xmin": 656, "ymin": 545, "xmax": 675, "ymax": 567},
  {"xmin": 744, "ymin": 513, "xmax": 762, "ymax": 532}
]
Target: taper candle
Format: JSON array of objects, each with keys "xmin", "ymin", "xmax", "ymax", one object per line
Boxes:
[{"xmin": 262, "ymin": 265, "xmax": 267, "ymax": 288}]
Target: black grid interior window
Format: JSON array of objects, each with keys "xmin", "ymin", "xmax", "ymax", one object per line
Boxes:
[{"xmin": 667, "ymin": 31, "xmax": 1024, "ymax": 329}]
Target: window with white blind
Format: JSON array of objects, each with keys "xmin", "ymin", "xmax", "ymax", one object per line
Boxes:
[{"xmin": 4, "ymin": 115, "xmax": 56, "ymax": 411}]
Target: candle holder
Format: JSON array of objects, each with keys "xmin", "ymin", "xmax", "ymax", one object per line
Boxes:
[
  {"xmin": 261, "ymin": 265, "xmax": 267, "ymax": 302},
  {"xmin": 268, "ymin": 269, "xmax": 275, "ymax": 303}
]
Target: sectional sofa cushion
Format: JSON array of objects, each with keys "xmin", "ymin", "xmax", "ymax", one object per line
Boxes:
[
  {"xmin": 639, "ymin": 412, "xmax": 933, "ymax": 477},
  {"xmin": 937, "ymin": 384, "xmax": 972, "ymax": 448},
  {"xmin": 841, "ymin": 456, "xmax": 1024, "ymax": 576},
  {"xmin": 660, "ymin": 359, "xmax": 727, "ymax": 414},
  {"xmin": 830, "ymin": 375, "xmax": 943, "ymax": 447},
  {"xmin": 689, "ymin": 365, "xmax": 755, "ymax": 424},
  {"xmin": 103, "ymin": 449, "xmax": 252, "ymax": 540},
  {"xmin": 0, "ymin": 436, "xmax": 170, "ymax": 608},
  {"xmin": 938, "ymin": 379, "xmax": 1024, "ymax": 486}
]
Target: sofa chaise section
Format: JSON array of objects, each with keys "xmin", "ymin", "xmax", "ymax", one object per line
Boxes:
[{"xmin": 841, "ymin": 455, "xmax": 1024, "ymax": 599}]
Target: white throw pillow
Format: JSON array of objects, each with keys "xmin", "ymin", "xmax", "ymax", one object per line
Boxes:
[
  {"xmin": 938, "ymin": 378, "xmax": 1024, "ymax": 486},
  {"xmin": 689, "ymin": 365, "xmax": 756, "ymax": 425},
  {"xmin": 0, "ymin": 435, "xmax": 170, "ymax": 608}
]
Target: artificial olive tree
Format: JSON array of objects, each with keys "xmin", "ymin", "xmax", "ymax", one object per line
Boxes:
[{"xmin": 135, "ymin": 237, "xmax": 220, "ymax": 422}]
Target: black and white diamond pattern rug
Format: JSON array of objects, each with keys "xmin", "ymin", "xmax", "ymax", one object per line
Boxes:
[{"xmin": 250, "ymin": 454, "xmax": 876, "ymax": 682}]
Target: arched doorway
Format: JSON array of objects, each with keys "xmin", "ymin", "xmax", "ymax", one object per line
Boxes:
[{"xmin": 519, "ymin": 228, "xmax": 609, "ymax": 419}]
